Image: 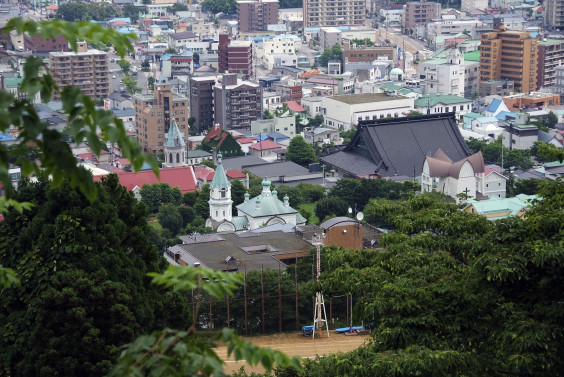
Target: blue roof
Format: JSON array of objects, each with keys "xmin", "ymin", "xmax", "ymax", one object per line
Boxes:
[
  {"xmin": 487, "ymin": 98, "xmax": 502, "ymax": 113},
  {"xmin": 0, "ymin": 132, "xmax": 16, "ymax": 141},
  {"xmin": 112, "ymin": 108, "xmax": 135, "ymax": 117},
  {"xmin": 496, "ymin": 111, "xmax": 515, "ymax": 121},
  {"xmin": 267, "ymin": 132, "xmax": 290, "ymax": 141},
  {"xmin": 255, "ymin": 134, "xmax": 269, "ymax": 141},
  {"xmin": 476, "ymin": 116, "xmax": 499, "ymax": 124},
  {"xmin": 161, "ymin": 53, "xmax": 172, "ymax": 61}
]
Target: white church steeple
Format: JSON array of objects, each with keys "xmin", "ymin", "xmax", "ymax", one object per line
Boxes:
[
  {"xmin": 163, "ymin": 118, "xmax": 187, "ymax": 168},
  {"xmin": 208, "ymin": 153, "xmax": 233, "ymax": 222}
]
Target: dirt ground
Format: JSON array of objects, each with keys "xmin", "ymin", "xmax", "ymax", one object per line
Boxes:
[{"xmin": 215, "ymin": 331, "xmax": 370, "ymax": 375}]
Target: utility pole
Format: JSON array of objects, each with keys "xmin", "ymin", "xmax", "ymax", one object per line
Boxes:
[{"xmin": 312, "ymin": 232, "xmax": 329, "ymax": 339}]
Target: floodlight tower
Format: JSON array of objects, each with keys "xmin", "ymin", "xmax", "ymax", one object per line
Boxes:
[{"xmin": 313, "ymin": 232, "xmax": 329, "ymax": 338}]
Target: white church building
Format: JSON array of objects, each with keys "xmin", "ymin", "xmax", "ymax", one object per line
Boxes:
[{"xmin": 205, "ymin": 154, "xmax": 307, "ymax": 232}]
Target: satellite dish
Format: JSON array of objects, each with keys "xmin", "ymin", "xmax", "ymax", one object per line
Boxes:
[
  {"xmin": 356, "ymin": 212, "xmax": 364, "ymax": 221},
  {"xmin": 348, "ymin": 207, "xmax": 353, "ymax": 214}
]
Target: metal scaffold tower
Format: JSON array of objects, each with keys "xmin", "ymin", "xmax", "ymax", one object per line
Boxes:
[{"xmin": 313, "ymin": 233, "xmax": 329, "ymax": 338}]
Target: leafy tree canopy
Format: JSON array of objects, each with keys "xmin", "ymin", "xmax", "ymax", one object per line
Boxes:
[
  {"xmin": 275, "ymin": 183, "xmax": 564, "ymax": 377},
  {"xmin": 0, "ymin": 176, "xmax": 191, "ymax": 376},
  {"xmin": 285, "ymin": 135, "xmax": 317, "ymax": 167},
  {"xmin": 318, "ymin": 44, "xmax": 343, "ymax": 68},
  {"xmin": 202, "ymin": 0, "xmax": 236, "ymax": 14},
  {"xmin": 57, "ymin": 2, "xmax": 118, "ymax": 21}
]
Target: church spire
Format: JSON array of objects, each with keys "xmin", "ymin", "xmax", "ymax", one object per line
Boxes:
[{"xmin": 163, "ymin": 118, "xmax": 186, "ymax": 167}]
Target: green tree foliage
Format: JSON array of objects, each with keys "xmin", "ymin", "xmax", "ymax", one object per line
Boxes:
[
  {"xmin": 544, "ymin": 111, "xmax": 558, "ymax": 128},
  {"xmin": 0, "ymin": 176, "xmax": 191, "ymax": 377},
  {"xmin": 110, "ymin": 266, "xmax": 301, "ymax": 376},
  {"xmin": 158, "ymin": 203, "xmax": 183, "ymax": 235},
  {"xmin": 140, "ymin": 183, "xmax": 182, "ymax": 213},
  {"xmin": 263, "ymin": 109, "xmax": 274, "ymax": 119},
  {"xmin": 57, "ymin": 2, "xmax": 118, "ymax": 21},
  {"xmin": 122, "ymin": 75, "xmax": 140, "ymax": 94},
  {"xmin": 279, "ymin": 0, "xmax": 302, "ymax": 8},
  {"xmin": 285, "ymin": 135, "xmax": 317, "ymax": 167},
  {"xmin": 202, "ymin": 0, "xmax": 236, "ymax": 14},
  {"xmin": 277, "ymin": 184, "xmax": 564, "ymax": 376},
  {"xmin": 121, "ymin": 4, "xmax": 144, "ymax": 23},
  {"xmin": 183, "ymin": 191, "xmax": 199, "ymax": 207},
  {"xmin": 117, "ymin": 58, "xmax": 131, "ymax": 73},
  {"xmin": 193, "ymin": 183, "xmax": 211, "ymax": 219},
  {"xmin": 328, "ymin": 178, "xmax": 418, "ymax": 210},
  {"xmin": 147, "ymin": 76, "xmax": 155, "ymax": 91},
  {"xmin": 171, "ymin": 3, "xmax": 188, "ymax": 12},
  {"xmin": 231, "ymin": 178, "xmax": 247, "ymax": 211},
  {"xmin": 315, "ymin": 196, "xmax": 348, "ymax": 220},
  {"xmin": 318, "ymin": 44, "xmax": 343, "ymax": 68},
  {"xmin": 466, "ymin": 137, "xmax": 533, "ymax": 169},
  {"xmin": 0, "ymin": 18, "xmax": 156, "ymax": 209},
  {"xmin": 200, "ymin": 159, "xmax": 216, "ymax": 169},
  {"xmin": 508, "ymin": 177, "xmax": 541, "ymax": 196},
  {"xmin": 178, "ymin": 205, "xmax": 196, "ymax": 227},
  {"xmin": 141, "ymin": 59, "xmax": 150, "ymax": 71}
]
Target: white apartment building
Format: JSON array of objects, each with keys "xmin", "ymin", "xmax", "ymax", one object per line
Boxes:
[
  {"xmin": 251, "ymin": 115, "xmax": 296, "ymax": 138},
  {"xmin": 261, "ymin": 37, "xmax": 301, "ymax": 69},
  {"xmin": 379, "ymin": 8, "xmax": 404, "ymax": 27},
  {"xmin": 319, "ymin": 27, "xmax": 378, "ymax": 48},
  {"xmin": 303, "ymin": 0, "xmax": 365, "ymax": 27},
  {"xmin": 426, "ymin": 18, "xmax": 483, "ymax": 38},
  {"xmin": 322, "ymin": 93, "xmax": 414, "ymax": 130},
  {"xmin": 419, "ymin": 49, "xmax": 465, "ymax": 97}
]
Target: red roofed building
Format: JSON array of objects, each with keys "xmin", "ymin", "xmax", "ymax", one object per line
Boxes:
[
  {"xmin": 248, "ymin": 139, "xmax": 282, "ymax": 159},
  {"xmin": 95, "ymin": 166, "xmax": 198, "ymax": 199},
  {"xmin": 194, "ymin": 165, "xmax": 248, "ymax": 188},
  {"xmin": 284, "ymin": 101, "xmax": 306, "ymax": 113},
  {"xmin": 201, "ymin": 123, "xmax": 244, "ymax": 157}
]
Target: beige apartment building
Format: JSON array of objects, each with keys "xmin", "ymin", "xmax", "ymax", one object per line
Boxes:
[
  {"xmin": 49, "ymin": 42, "xmax": 109, "ymax": 100},
  {"xmin": 303, "ymin": 0, "xmax": 365, "ymax": 27},
  {"xmin": 133, "ymin": 79, "xmax": 189, "ymax": 154},
  {"xmin": 480, "ymin": 19, "xmax": 539, "ymax": 93}
]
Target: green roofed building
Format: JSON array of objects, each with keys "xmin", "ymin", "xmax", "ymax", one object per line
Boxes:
[
  {"xmin": 414, "ymin": 93, "xmax": 473, "ymax": 121},
  {"xmin": 206, "ymin": 155, "xmax": 306, "ymax": 232},
  {"xmin": 464, "ymin": 194, "xmax": 538, "ymax": 220}
]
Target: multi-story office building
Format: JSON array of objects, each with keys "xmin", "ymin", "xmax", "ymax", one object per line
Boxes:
[
  {"xmin": 537, "ymin": 39, "xmax": 564, "ymax": 89},
  {"xmin": 49, "ymin": 42, "xmax": 109, "ymax": 100},
  {"xmin": 189, "ymin": 76, "xmax": 217, "ymax": 132},
  {"xmin": 218, "ymin": 34, "xmax": 253, "ymax": 80},
  {"xmin": 133, "ymin": 78, "xmax": 189, "ymax": 154},
  {"xmin": 479, "ymin": 19, "xmax": 538, "ymax": 93},
  {"xmin": 214, "ymin": 74, "xmax": 261, "ymax": 131},
  {"xmin": 554, "ymin": 65, "xmax": 564, "ymax": 95},
  {"xmin": 303, "ymin": 0, "xmax": 365, "ymax": 27},
  {"xmin": 237, "ymin": 0, "xmax": 279, "ymax": 32},
  {"xmin": 404, "ymin": 1, "xmax": 440, "ymax": 32}
]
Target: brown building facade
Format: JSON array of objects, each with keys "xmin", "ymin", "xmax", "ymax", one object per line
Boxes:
[
  {"xmin": 48, "ymin": 42, "xmax": 109, "ymax": 100},
  {"xmin": 133, "ymin": 80, "xmax": 189, "ymax": 154},
  {"xmin": 480, "ymin": 21, "xmax": 539, "ymax": 93},
  {"xmin": 343, "ymin": 41, "xmax": 394, "ymax": 63},
  {"xmin": 214, "ymin": 73, "xmax": 261, "ymax": 130},
  {"xmin": 404, "ymin": 1, "xmax": 441, "ymax": 31},
  {"xmin": 320, "ymin": 217, "xmax": 364, "ymax": 250},
  {"xmin": 218, "ymin": 34, "xmax": 253, "ymax": 80},
  {"xmin": 303, "ymin": 0, "xmax": 365, "ymax": 27},
  {"xmin": 189, "ymin": 76, "xmax": 217, "ymax": 132},
  {"xmin": 237, "ymin": 0, "xmax": 279, "ymax": 32},
  {"xmin": 31, "ymin": 35, "xmax": 69, "ymax": 53},
  {"xmin": 537, "ymin": 39, "xmax": 564, "ymax": 89}
]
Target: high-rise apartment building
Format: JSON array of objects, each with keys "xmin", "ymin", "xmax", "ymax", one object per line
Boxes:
[
  {"xmin": 537, "ymin": 39, "xmax": 564, "ymax": 89},
  {"xmin": 303, "ymin": 0, "xmax": 365, "ymax": 27},
  {"xmin": 479, "ymin": 19, "xmax": 539, "ymax": 93},
  {"xmin": 404, "ymin": 1, "xmax": 440, "ymax": 32},
  {"xmin": 237, "ymin": 0, "xmax": 279, "ymax": 32},
  {"xmin": 189, "ymin": 76, "xmax": 217, "ymax": 132},
  {"xmin": 49, "ymin": 42, "xmax": 109, "ymax": 100},
  {"xmin": 133, "ymin": 78, "xmax": 189, "ymax": 154},
  {"xmin": 218, "ymin": 34, "xmax": 253, "ymax": 80},
  {"xmin": 214, "ymin": 73, "xmax": 261, "ymax": 131},
  {"xmin": 545, "ymin": 0, "xmax": 564, "ymax": 30}
]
